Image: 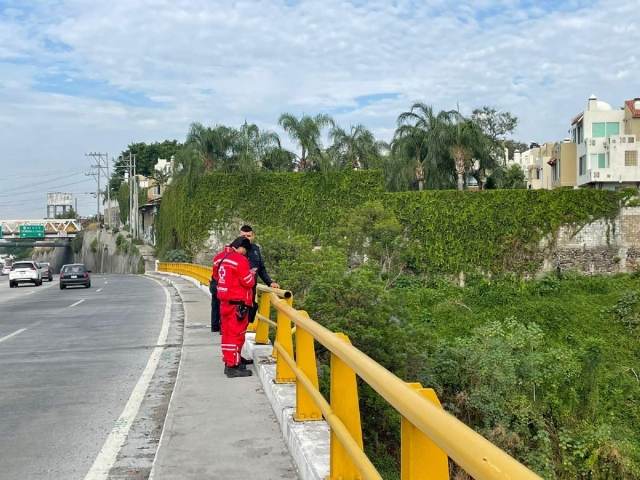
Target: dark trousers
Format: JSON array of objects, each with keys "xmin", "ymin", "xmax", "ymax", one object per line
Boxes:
[
  {"xmin": 211, "ymin": 294, "xmax": 221, "ymax": 332},
  {"xmin": 248, "ymin": 285, "xmax": 258, "ymax": 323}
]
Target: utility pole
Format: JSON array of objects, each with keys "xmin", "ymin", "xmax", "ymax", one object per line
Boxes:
[{"xmin": 85, "ymin": 152, "xmax": 110, "ymax": 226}]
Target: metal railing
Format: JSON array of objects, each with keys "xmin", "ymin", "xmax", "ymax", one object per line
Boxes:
[{"xmin": 158, "ymin": 262, "xmax": 542, "ymax": 480}]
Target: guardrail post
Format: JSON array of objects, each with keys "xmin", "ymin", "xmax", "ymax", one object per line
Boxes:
[
  {"xmin": 253, "ymin": 292, "xmax": 271, "ymax": 343},
  {"xmin": 401, "ymin": 383, "xmax": 449, "ymax": 480},
  {"xmin": 330, "ymin": 333, "xmax": 363, "ymax": 480},
  {"xmin": 293, "ymin": 310, "xmax": 322, "ymax": 421},
  {"xmin": 275, "ymin": 297, "xmax": 295, "ymax": 383}
]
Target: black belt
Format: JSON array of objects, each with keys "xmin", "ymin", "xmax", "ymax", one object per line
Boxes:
[{"xmin": 228, "ymin": 300, "xmax": 244, "ymax": 305}]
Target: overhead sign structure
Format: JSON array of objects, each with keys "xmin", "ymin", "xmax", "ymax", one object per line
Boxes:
[{"xmin": 19, "ymin": 225, "xmax": 45, "ymax": 238}]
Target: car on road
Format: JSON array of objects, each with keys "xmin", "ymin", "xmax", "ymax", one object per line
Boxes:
[
  {"xmin": 1, "ymin": 265, "xmax": 10, "ymax": 276},
  {"xmin": 37, "ymin": 263, "xmax": 54, "ymax": 282},
  {"xmin": 59, "ymin": 263, "xmax": 91, "ymax": 289},
  {"xmin": 9, "ymin": 261, "xmax": 43, "ymax": 288}
]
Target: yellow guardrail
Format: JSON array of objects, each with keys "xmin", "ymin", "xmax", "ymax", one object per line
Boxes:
[{"xmin": 159, "ymin": 262, "xmax": 542, "ymax": 480}]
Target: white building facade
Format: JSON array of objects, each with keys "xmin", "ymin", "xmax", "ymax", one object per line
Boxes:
[{"xmin": 572, "ymin": 95, "xmax": 640, "ymax": 189}]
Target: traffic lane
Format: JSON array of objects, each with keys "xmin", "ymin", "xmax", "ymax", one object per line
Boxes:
[
  {"xmin": 0, "ymin": 274, "xmax": 59, "ymax": 306},
  {"xmin": 0, "ymin": 275, "xmax": 167, "ymax": 480}
]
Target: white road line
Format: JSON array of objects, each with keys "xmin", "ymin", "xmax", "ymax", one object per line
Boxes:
[
  {"xmin": 26, "ymin": 292, "xmax": 35, "ymax": 295},
  {"xmin": 69, "ymin": 299, "xmax": 85, "ymax": 308},
  {"xmin": 0, "ymin": 328, "xmax": 27, "ymax": 344},
  {"xmin": 84, "ymin": 276, "xmax": 171, "ymax": 480},
  {"xmin": 96, "ymin": 289, "xmax": 102, "ymax": 292}
]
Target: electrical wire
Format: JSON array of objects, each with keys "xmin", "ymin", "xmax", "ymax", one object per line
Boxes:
[
  {"xmin": 1, "ymin": 166, "xmax": 92, "ymax": 179},
  {"xmin": 0, "ymin": 179, "xmax": 92, "ymax": 199}
]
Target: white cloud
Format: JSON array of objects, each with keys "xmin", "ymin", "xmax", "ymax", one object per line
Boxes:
[{"xmin": 0, "ymin": 0, "xmax": 639, "ymax": 217}]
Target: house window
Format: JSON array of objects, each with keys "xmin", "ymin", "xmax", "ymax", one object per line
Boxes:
[
  {"xmin": 606, "ymin": 122, "xmax": 620, "ymax": 136},
  {"xmin": 578, "ymin": 124, "xmax": 584, "ymax": 143},
  {"xmin": 153, "ymin": 185, "xmax": 161, "ymax": 196},
  {"xmin": 598, "ymin": 153, "xmax": 606, "ymax": 168},
  {"xmin": 625, "ymin": 151, "xmax": 638, "ymax": 166},
  {"xmin": 579, "ymin": 155, "xmax": 587, "ymax": 175},
  {"xmin": 592, "ymin": 123, "xmax": 606, "ymax": 138}
]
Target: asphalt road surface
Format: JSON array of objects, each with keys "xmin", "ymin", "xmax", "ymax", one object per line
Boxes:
[{"xmin": 0, "ymin": 273, "xmax": 168, "ymax": 480}]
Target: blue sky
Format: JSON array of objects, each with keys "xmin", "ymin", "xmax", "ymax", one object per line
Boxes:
[{"xmin": 0, "ymin": 0, "xmax": 638, "ymax": 217}]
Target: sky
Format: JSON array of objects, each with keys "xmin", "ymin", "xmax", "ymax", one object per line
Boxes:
[{"xmin": 0, "ymin": 0, "xmax": 638, "ymax": 218}]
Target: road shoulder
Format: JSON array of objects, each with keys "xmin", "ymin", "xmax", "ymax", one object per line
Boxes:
[{"xmin": 147, "ymin": 273, "xmax": 298, "ymax": 480}]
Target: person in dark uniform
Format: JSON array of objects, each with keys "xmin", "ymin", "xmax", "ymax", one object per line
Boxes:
[{"xmin": 238, "ymin": 225, "xmax": 279, "ymax": 328}]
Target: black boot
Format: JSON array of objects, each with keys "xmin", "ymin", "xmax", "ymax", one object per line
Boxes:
[
  {"xmin": 241, "ymin": 357, "xmax": 254, "ymax": 365},
  {"xmin": 226, "ymin": 365, "xmax": 252, "ymax": 378}
]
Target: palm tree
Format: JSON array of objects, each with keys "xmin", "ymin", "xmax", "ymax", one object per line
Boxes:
[
  {"xmin": 185, "ymin": 122, "xmax": 238, "ymax": 172},
  {"xmin": 328, "ymin": 123, "xmax": 384, "ymax": 170},
  {"xmin": 278, "ymin": 113, "xmax": 334, "ymax": 171},
  {"xmin": 230, "ymin": 121, "xmax": 286, "ymax": 181},
  {"xmin": 444, "ymin": 112, "xmax": 491, "ymax": 191},
  {"xmin": 392, "ymin": 103, "xmax": 453, "ymax": 191}
]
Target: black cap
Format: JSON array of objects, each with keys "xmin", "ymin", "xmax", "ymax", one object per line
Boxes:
[{"xmin": 230, "ymin": 236, "xmax": 251, "ymax": 250}]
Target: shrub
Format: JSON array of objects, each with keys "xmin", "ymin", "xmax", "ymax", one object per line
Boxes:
[
  {"xmin": 89, "ymin": 238, "xmax": 98, "ymax": 253},
  {"xmin": 165, "ymin": 249, "xmax": 190, "ymax": 263}
]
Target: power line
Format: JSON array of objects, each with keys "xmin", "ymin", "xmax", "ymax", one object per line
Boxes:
[
  {"xmin": 0, "ymin": 171, "xmax": 90, "ymax": 197},
  {"xmin": 1, "ymin": 166, "xmax": 91, "ymax": 179},
  {"xmin": 0, "ymin": 179, "xmax": 90, "ymax": 199}
]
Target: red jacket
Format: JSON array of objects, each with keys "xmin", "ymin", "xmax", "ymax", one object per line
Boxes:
[{"xmin": 212, "ymin": 247, "xmax": 255, "ymax": 306}]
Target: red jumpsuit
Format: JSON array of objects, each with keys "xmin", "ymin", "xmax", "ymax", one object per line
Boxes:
[{"xmin": 212, "ymin": 247, "xmax": 255, "ymax": 367}]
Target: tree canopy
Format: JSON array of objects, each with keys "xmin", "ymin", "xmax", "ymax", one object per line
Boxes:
[{"xmin": 109, "ymin": 102, "xmax": 531, "ymax": 193}]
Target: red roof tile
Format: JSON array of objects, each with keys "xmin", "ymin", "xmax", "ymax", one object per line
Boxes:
[
  {"xmin": 625, "ymin": 100, "xmax": 640, "ymax": 117},
  {"xmin": 547, "ymin": 156, "xmax": 557, "ymax": 165},
  {"xmin": 571, "ymin": 113, "xmax": 583, "ymax": 125}
]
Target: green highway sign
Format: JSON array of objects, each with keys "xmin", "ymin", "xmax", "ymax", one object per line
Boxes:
[{"xmin": 19, "ymin": 225, "xmax": 45, "ymax": 238}]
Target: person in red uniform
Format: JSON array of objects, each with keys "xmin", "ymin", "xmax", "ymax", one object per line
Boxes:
[{"xmin": 212, "ymin": 236, "xmax": 256, "ymax": 378}]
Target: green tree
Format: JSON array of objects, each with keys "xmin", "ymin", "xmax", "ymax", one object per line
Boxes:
[
  {"xmin": 500, "ymin": 164, "xmax": 527, "ymax": 189},
  {"xmin": 392, "ymin": 103, "xmax": 454, "ymax": 191},
  {"xmin": 471, "ymin": 107, "xmax": 518, "ymax": 150},
  {"xmin": 117, "ymin": 182, "xmax": 130, "ymax": 224},
  {"xmin": 54, "ymin": 208, "xmax": 78, "ymax": 219},
  {"xmin": 444, "ymin": 112, "xmax": 492, "ymax": 191},
  {"xmin": 328, "ymin": 123, "xmax": 385, "ymax": 170},
  {"xmin": 115, "ymin": 140, "xmax": 182, "ymax": 177},
  {"xmin": 278, "ymin": 113, "xmax": 334, "ymax": 171},
  {"xmin": 231, "ymin": 121, "xmax": 284, "ymax": 180},
  {"xmin": 504, "ymin": 139, "xmax": 529, "ymax": 161}
]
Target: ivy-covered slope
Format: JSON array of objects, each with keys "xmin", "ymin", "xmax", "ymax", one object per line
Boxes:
[
  {"xmin": 385, "ymin": 188, "xmax": 621, "ymax": 274},
  {"xmin": 156, "ymin": 170, "xmax": 386, "ymax": 255},
  {"xmin": 156, "ymin": 171, "xmax": 625, "ymax": 274}
]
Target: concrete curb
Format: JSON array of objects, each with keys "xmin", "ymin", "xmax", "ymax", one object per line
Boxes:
[
  {"xmin": 153, "ymin": 271, "xmax": 330, "ymax": 480},
  {"xmin": 145, "ymin": 273, "xmax": 186, "ymax": 480}
]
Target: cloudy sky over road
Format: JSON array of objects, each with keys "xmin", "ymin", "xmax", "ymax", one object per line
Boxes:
[{"xmin": 1, "ymin": 0, "xmax": 638, "ymax": 217}]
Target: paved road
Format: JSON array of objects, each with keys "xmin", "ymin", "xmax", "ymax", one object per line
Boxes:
[{"xmin": 0, "ymin": 274, "xmax": 168, "ymax": 480}]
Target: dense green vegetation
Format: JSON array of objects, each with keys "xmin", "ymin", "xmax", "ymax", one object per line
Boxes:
[
  {"xmin": 110, "ymin": 101, "xmax": 640, "ymax": 478},
  {"xmin": 111, "ymin": 103, "xmax": 531, "ymax": 230},
  {"xmin": 256, "ymin": 223, "xmax": 640, "ymax": 479}
]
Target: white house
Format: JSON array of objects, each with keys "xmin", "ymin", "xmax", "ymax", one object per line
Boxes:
[{"xmin": 572, "ymin": 95, "xmax": 640, "ymax": 189}]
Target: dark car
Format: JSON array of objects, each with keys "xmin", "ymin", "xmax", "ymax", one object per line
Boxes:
[
  {"xmin": 37, "ymin": 263, "xmax": 53, "ymax": 282},
  {"xmin": 59, "ymin": 264, "xmax": 91, "ymax": 289}
]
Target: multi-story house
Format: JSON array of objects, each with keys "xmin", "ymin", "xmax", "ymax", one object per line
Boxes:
[
  {"xmin": 548, "ymin": 139, "xmax": 577, "ymax": 189},
  {"xmin": 571, "ymin": 95, "xmax": 640, "ymax": 189},
  {"xmin": 511, "ymin": 142, "xmax": 554, "ymax": 189}
]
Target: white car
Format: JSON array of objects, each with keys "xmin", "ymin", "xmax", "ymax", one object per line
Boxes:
[
  {"xmin": 9, "ymin": 261, "xmax": 43, "ymax": 288},
  {"xmin": 1, "ymin": 266, "xmax": 10, "ymax": 276}
]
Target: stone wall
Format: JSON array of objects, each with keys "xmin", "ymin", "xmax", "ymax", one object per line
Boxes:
[
  {"xmin": 32, "ymin": 245, "xmax": 74, "ymax": 274},
  {"xmin": 541, "ymin": 206, "xmax": 640, "ymax": 275},
  {"xmin": 192, "ymin": 208, "xmax": 640, "ymax": 278},
  {"xmin": 76, "ymin": 230, "xmax": 143, "ymax": 274},
  {"xmin": 33, "ymin": 229, "xmax": 143, "ymax": 275}
]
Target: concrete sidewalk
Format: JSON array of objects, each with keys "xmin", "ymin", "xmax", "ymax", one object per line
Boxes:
[{"xmin": 148, "ymin": 273, "xmax": 299, "ymax": 480}]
